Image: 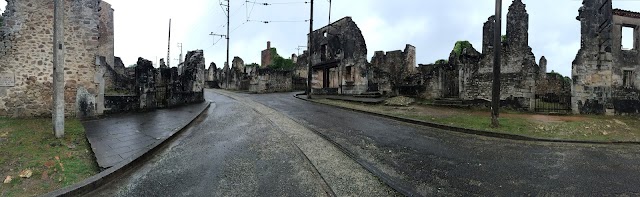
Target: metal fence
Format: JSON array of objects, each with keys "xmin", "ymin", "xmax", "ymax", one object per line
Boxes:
[{"xmin": 534, "ymin": 93, "xmax": 572, "ymax": 114}]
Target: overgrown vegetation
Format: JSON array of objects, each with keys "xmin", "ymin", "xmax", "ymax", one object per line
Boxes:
[
  {"xmin": 268, "ymin": 48, "xmax": 296, "ymax": 70},
  {"xmin": 435, "ymin": 59, "xmax": 448, "ymax": 64},
  {"xmin": 548, "ymin": 70, "xmax": 573, "ymax": 86},
  {"xmin": 501, "ymin": 35, "xmax": 507, "ymax": 43},
  {"xmin": 0, "ymin": 118, "xmax": 99, "ymax": 196},
  {"xmin": 453, "ymin": 40, "xmax": 473, "ymax": 57}
]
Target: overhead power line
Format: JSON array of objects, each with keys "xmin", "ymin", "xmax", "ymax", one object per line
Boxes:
[
  {"xmin": 245, "ymin": 1, "xmax": 309, "ymax": 5},
  {"xmin": 247, "ymin": 19, "xmax": 309, "ymax": 24}
]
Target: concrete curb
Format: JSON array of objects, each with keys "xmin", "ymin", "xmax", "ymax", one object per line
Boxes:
[
  {"xmin": 44, "ymin": 102, "xmax": 212, "ymax": 197},
  {"xmin": 294, "ymin": 95, "xmax": 640, "ymax": 145}
]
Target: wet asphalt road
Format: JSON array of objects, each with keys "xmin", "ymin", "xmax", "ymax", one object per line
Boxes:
[
  {"xmin": 86, "ymin": 90, "xmax": 395, "ymax": 197},
  {"xmin": 246, "ymin": 92, "xmax": 640, "ymax": 196}
]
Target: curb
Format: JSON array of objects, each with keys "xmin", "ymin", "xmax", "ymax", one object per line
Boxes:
[
  {"xmin": 44, "ymin": 102, "xmax": 212, "ymax": 197},
  {"xmin": 294, "ymin": 95, "xmax": 640, "ymax": 145}
]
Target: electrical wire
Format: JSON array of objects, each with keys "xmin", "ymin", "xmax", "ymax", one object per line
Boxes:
[{"xmin": 245, "ymin": 1, "xmax": 309, "ymax": 5}]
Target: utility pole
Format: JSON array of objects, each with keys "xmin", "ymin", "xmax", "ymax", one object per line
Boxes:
[
  {"xmin": 53, "ymin": 0, "xmax": 65, "ymax": 138},
  {"xmin": 220, "ymin": 0, "xmax": 230, "ymax": 89},
  {"xmin": 177, "ymin": 43, "xmax": 183, "ymax": 64},
  {"xmin": 296, "ymin": 45, "xmax": 307, "ymax": 56},
  {"xmin": 307, "ymin": 0, "xmax": 313, "ymax": 99},
  {"xmin": 167, "ymin": 19, "xmax": 172, "ymax": 68},
  {"xmin": 491, "ymin": 0, "xmax": 502, "ymax": 128}
]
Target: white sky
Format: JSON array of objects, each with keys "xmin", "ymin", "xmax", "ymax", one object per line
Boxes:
[{"xmin": 1, "ymin": 0, "xmax": 638, "ymax": 77}]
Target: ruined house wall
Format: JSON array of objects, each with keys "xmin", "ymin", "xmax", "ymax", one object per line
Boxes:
[
  {"xmin": 249, "ymin": 69, "xmax": 293, "ymax": 93},
  {"xmin": 611, "ymin": 12, "xmax": 640, "ymax": 91},
  {"xmin": 419, "ymin": 64, "xmax": 443, "ymax": 99},
  {"xmin": 0, "ymin": 0, "xmax": 108, "ymax": 117},
  {"xmin": 261, "ymin": 41, "xmax": 272, "ymax": 68},
  {"xmin": 97, "ymin": 1, "xmax": 114, "ymax": 69},
  {"xmin": 369, "ymin": 44, "xmax": 418, "ymax": 95},
  {"xmin": 309, "ymin": 17, "xmax": 369, "ymax": 95},
  {"xmin": 104, "ymin": 55, "xmax": 205, "ymax": 114},
  {"xmin": 571, "ymin": 0, "xmax": 615, "ymax": 114},
  {"xmin": 458, "ymin": 0, "xmax": 541, "ymax": 108}
]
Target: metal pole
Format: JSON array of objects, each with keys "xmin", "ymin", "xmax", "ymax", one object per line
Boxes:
[
  {"xmin": 226, "ymin": 0, "xmax": 230, "ymax": 89},
  {"xmin": 167, "ymin": 19, "xmax": 171, "ymax": 68},
  {"xmin": 53, "ymin": 0, "xmax": 65, "ymax": 138},
  {"xmin": 307, "ymin": 0, "xmax": 314, "ymax": 99},
  {"xmin": 491, "ymin": 0, "xmax": 502, "ymax": 128}
]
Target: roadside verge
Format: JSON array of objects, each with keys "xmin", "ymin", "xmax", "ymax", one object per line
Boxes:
[
  {"xmin": 44, "ymin": 102, "xmax": 212, "ymax": 197},
  {"xmin": 294, "ymin": 95, "xmax": 640, "ymax": 145}
]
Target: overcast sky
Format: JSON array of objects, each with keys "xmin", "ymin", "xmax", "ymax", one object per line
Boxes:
[{"xmin": 1, "ymin": 0, "xmax": 638, "ymax": 77}]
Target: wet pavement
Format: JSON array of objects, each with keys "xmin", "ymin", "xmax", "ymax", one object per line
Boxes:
[
  {"xmin": 84, "ymin": 102, "xmax": 209, "ymax": 168},
  {"xmin": 247, "ymin": 92, "xmax": 640, "ymax": 196},
  {"xmin": 86, "ymin": 89, "xmax": 396, "ymax": 197}
]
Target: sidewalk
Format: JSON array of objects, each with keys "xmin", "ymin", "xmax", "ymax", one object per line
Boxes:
[{"xmin": 83, "ymin": 102, "xmax": 210, "ymax": 168}]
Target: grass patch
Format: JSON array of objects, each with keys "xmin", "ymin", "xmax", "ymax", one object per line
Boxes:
[
  {"xmin": 313, "ymin": 99, "xmax": 640, "ymax": 142},
  {"xmin": 0, "ymin": 117, "xmax": 99, "ymax": 197}
]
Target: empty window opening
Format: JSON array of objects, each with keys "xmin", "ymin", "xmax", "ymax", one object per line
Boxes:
[
  {"xmin": 345, "ymin": 66, "xmax": 352, "ymax": 78},
  {"xmin": 323, "ymin": 31, "xmax": 328, "ymax": 37},
  {"xmin": 622, "ymin": 27, "xmax": 634, "ymax": 50},
  {"xmin": 623, "ymin": 70, "xmax": 634, "ymax": 88}
]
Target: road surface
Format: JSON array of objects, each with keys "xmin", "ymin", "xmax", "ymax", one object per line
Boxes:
[{"xmin": 89, "ymin": 90, "xmax": 640, "ymax": 196}]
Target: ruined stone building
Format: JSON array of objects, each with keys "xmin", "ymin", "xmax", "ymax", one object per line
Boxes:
[
  {"xmin": 307, "ymin": 17, "xmax": 370, "ymax": 95},
  {"xmin": 104, "ymin": 50, "xmax": 206, "ymax": 113},
  {"xmin": 369, "ymin": 44, "xmax": 418, "ymax": 95},
  {"xmin": 421, "ymin": 0, "xmax": 545, "ymax": 110},
  {"xmin": 572, "ymin": 0, "xmax": 640, "ymax": 114},
  {"xmin": 261, "ymin": 41, "xmax": 273, "ymax": 68},
  {"xmin": 0, "ymin": 0, "xmax": 114, "ymax": 117}
]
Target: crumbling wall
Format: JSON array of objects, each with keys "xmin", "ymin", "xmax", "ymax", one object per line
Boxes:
[
  {"xmin": 571, "ymin": 0, "xmax": 615, "ymax": 114},
  {"xmin": 0, "ymin": 0, "xmax": 109, "ymax": 117},
  {"xmin": 249, "ymin": 68, "xmax": 293, "ymax": 93},
  {"xmin": 104, "ymin": 54, "xmax": 205, "ymax": 114},
  {"xmin": 457, "ymin": 0, "xmax": 542, "ymax": 109},
  {"xmin": 369, "ymin": 44, "xmax": 418, "ymax": 96},
  {"xmin": 261, "ymin": 41, "xmax": 272, "ymax": 68},
  {"xmin": 182, "ymin": 50, "xmax": 206, "ymax": 93},
  {"xmin": 308, "ymin": 17, "xmax": 369, "ymax": 95}
]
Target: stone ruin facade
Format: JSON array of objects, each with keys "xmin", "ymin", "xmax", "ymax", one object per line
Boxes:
[
  {"xmin": 104, "ymin": 50, "xmax": 206, "ymax": 113},
  {"xmin": 0, "ymin": 0, "xmax": 114, "ymax": 118},
  {"xmin": 213, "ymin": 52, "xmax": 294, "ymax": 94},
  {"xmin": 572, "ymin": 0, "xmax": 640, "ymax": 115},
  {"xmin": 305, "ymin": 17, "xmax": 371, "ymax": 95},
  {"xmin": 299, "ymin": 3, "xmax": 547, "ymax": 111},
  {"xmin": 369, "ymin": 45, "xmax": 418, "ymax": 95},
  {"xmin": 456, "ymin": 0, "xmax": 544, "ymax": 109}
]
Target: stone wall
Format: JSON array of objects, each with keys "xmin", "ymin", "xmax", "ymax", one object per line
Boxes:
[
  {"xmin": 103, "ymin": 54, "xmax": 205, "ymax": 114},
  {"xmin": 369, "ymin": 44, "xmax": 418, "ymax": 95},
  {"xmin": 0, "ymin": 0, "xmax": 112, "ymax": 118},
  {"xmin": 249, "ymin": 68, "xmax": 293, "ymax": 93},
  {"xmin": 457, "ymin": 0, "xmax": 542, "ymax": 109},
  {"xmin": 308, "ymin": 17, "xmax": 369, "ymax": 95},
  {"xmin": 261, "ymin": 41, "xmax": 272, "ymax": 68},
  {"xmin": 571, "ymin": 1, "xmax": 640, "ymax": 115}
]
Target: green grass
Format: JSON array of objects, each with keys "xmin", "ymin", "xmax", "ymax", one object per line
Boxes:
[{"xmin": 0, "ymin": 117, "xmax": 99, "ymax": 197}]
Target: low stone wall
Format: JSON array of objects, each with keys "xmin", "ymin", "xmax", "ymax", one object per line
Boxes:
[
  {"xmin": 249, "ymin": 69, "xmax": 293, "ymax": 93},
  {"xmin": 104, "ymin": 95, "xmax": 138, "ymax": 114}
]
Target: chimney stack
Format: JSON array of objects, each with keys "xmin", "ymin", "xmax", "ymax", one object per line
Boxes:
[{"xmin": 267, "ymin": 41, "xmax": 271, "ymax": 50}]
